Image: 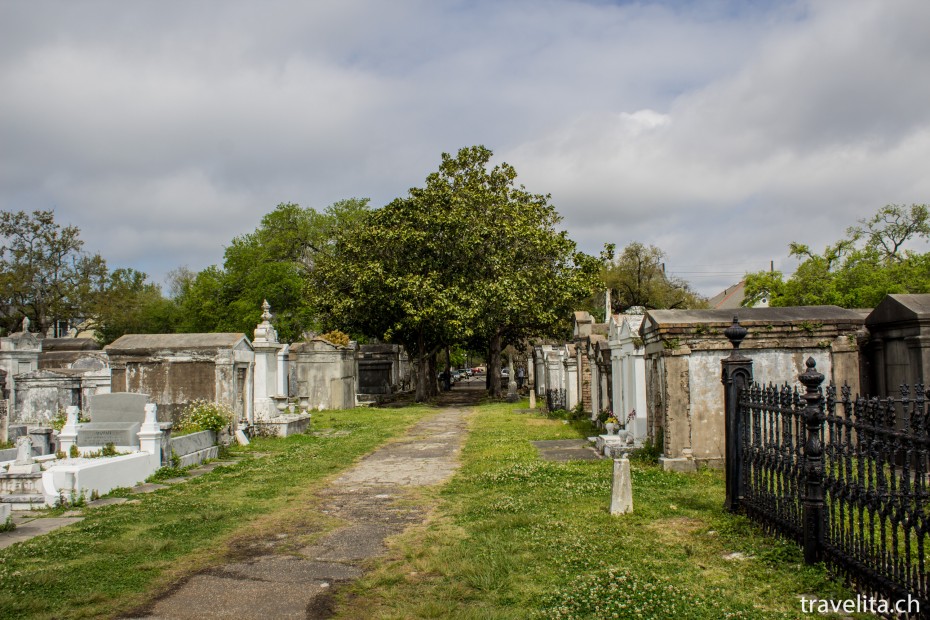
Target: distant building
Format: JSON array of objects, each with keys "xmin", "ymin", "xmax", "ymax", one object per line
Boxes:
[{"xmin": 708, "ymin": 280, "xmax": 769, "ymax": 309}]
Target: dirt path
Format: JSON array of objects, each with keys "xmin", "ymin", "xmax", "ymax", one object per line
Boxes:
[{"xmin": 130, "ymin": 386, "xmax": 481, "ymax": 620}]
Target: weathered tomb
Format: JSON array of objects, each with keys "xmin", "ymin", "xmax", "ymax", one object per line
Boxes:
[
  {"xmin": 863, "ymin": 294, "xmax": 930, "ymax": 396},
  {"xmin": 12, "ymin": 368, "xmax": 111, "ymax": 425},
  {"xmin": 75, "ymin": 392, "xmax": 148, "ymax": 449},
  {"xmin": 105, "ymin": 333, "xmax": 254, "ymax": 424},
  {"xmin": 38, "ymin": 338, "xmax": 108, "ymax": 370},
  {"xmin": 357, "ymin": 343, "xmax": 407, "ymax": 397},
  {"xmin": 290, "ymin": 337, "xmax": 357, "ymax": 410},
  {"xmin": 641, "ymin": 306, "xmax": 866, "ymax": 471}
]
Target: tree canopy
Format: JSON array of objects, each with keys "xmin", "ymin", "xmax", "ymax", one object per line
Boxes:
[
  {"xmin": 311, "ymin": 146, "xmax": 598, "ymax": 400},
  {"xmin": 744, "ymin": 204, "xmax": 930, "ymax": 308},
  {"xmin": 599, "ymin": 242, "xmax": 705, "ymax": 315},
  {"xmin": 0, "ymin": 209, "xmax": 177, "ymax": 343},
  {"xmin": 175, "ymin": 199, "xmax": 371, "ymax": 342}
]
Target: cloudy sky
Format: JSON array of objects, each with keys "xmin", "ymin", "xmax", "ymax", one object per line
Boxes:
[{"xmin": 2, "ymin": 0, "xmax": 929, "ymax": 297}]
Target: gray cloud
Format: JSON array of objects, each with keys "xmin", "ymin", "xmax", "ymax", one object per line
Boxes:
[{"xmin": 1, "ymin": 0, "xmax": 928, "ymax": 300}]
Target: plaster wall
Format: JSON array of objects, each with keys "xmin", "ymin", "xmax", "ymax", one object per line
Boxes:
[{"xmin": 292, "ymin": 343, "xmax": 357, "ymax": 410}]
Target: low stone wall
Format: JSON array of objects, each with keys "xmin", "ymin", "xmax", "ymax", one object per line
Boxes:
[
  {"xmin": 253, "ymin": 414, "xmax": 311, "ymax": 437},
  {"xmin": 168, "ymin": 430, "xmax": 218, "ymax": 467}
]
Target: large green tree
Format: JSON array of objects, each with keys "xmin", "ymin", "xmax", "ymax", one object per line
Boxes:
[
  {"xmin": 91, "ymin": 268, "xmax": 180, "ymax": 345},
  {"xmin": 311, "ymin": 193, "xmax": 474, "ymax": 400},
  {"xmin": 0, "ymin": 210, "xmax": 108, "ymax": 336},
  {"xmin": 311, "ymin": 146, "xmax": 598, "ymax": 400},
  {"xmin": 442, "ymin": 147, "xmax": 598, "ymax": 397},
  {"xmin": 175, "ymin": 199, "xmax": 371, "ymax": 342},
  {"xmin": 744, "ymin": 204, "xmax": 930, "ymax": 308},
  {"xmin": 599, "ymin": 242, "xmax": 705, "ymax": 314}
]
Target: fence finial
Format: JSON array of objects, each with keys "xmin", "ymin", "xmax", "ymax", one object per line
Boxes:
[
  {"xmin": 799, "ymin": 357, "xmax": 824, "ymax": 392},
  {"xmin": 724, "ymin": 316, "xmax": 747, "ymax": 351}
]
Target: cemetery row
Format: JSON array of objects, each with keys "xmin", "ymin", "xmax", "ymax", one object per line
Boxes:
[
  {"xmin": 0, "ymin": 301, "xmax": 411, "ymax": 511},
  {"xmin": 533, "ymin": 293, "xmax": 929, "ymax": 470}
]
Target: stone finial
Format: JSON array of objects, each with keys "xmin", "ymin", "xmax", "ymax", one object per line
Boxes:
[
  {"xmin": 143, "ymin": 403, "xmax": 158, "ymax": 428},
  {"xmin": 64, "ymin": 405, "xmax": 80, "ymax": 428},
  {"xmin": 253, "ymin": 300, "xmax": 278, "ymax": 344},
  {"xmin": 724, "ymin": 316, "xmax": 747, "ymax": 349},
  {"xmin": 14, "ymin": 435, "xmax": 33, "ymax": 465}
]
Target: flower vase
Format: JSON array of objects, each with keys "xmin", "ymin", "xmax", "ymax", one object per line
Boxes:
[{"xmin": 605, "ymin": 422, "xmax": 618, "ymax": 435}]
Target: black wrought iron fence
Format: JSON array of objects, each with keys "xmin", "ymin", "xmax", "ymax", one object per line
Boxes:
[
  {"xmin": 739, "ymin": 381, "xmax": 806, "ymax": 542},
  {"xmin": 721, "ymin": 316, "xmax": 929, "ymax": 616},
  {"xmin": 822, "ymin": 383, "xmax": 929, "ymax": 612}
]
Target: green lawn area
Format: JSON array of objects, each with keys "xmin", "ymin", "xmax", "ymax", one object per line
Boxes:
[
  {"xmin": 0, "ymin": 399, "xmax": 870, "ymax": 619},
  {"xmin": 333, "ymin": 401, "xmax": 865, "ymax": 620},
  {"xmin": 0, "ymin": 404, "xmax": 435, "ymax": 620}
]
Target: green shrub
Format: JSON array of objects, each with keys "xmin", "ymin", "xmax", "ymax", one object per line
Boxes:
[
  {"xmin": 175, "ymin": 400, "xmax": 234, "ymax": 434},
  {"xmin": 320, "ymin": 329, "xmax": 350, "ymax": 347},
  {"xmin": 50, "ymin": 409, "xmax": 68, "ymax": 432}
]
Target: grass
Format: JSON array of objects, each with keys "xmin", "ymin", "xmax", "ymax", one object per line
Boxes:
[
  {"xmin": 0, "ymin": 399, "xmax": 875, "ymax": 619},
  {"xmin": 332, "ymin": 401, "xmax": 868, "ymax": 619},
  {"xmin": 0, "ymin": 404, "xmax": 435, "ymax": 620}
]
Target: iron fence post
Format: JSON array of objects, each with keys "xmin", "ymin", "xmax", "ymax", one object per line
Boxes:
[
  {"xmin": 799, "ymin": 357, "xmax": 826, "ymax": 564},
  {"xmin": 722, "ymin": 316, "xmax": 752, "ymax": 513}
]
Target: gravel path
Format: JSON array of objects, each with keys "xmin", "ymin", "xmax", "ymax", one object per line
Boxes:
[{"xmin": 130, "ymin": 402, "xmax": 471, "ymax": 620}]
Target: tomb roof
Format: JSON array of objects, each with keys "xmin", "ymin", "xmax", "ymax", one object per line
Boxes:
[
  {"xmin": 645, "ymin": 306, "xmax": 866, "ymax": 329},
  {"xmin": 866, "ymin": 294, "xmax": 930, "ymax": 327},
  {"xmin": 105, "ymin": 333, "xmax": 249, "ymax": 354}
]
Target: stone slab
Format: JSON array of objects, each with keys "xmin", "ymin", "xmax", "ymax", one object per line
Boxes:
[
  {"xmin": 177, "ymin": 446, "xmax": 219, "ymax": 468},
  {"xmin": 255, "ymin": 414, "xmax": 312, "ymax": 437},
  {"xmin": 87, "ymin": 497, "xmax": 127, "ymax": 508},
  {"xmin": 169, "ymin": 431, "xmax": 216, "ymax": 457},
  {"xmin": 78, "ymin": 423, "xmax": 141, "ymax": 447},
  {"xmin": 131, "ymin": 483, "xmax": 169, "ymax": 494},
  {"xmin": 0, "ymin": 494, "xmax": 46, "ymax": 509},
  {"xmin": 531, "ymin": 439, "xmax": 601, "ymax": 462},
  {"xmin": 89, "ymin": 392, "xmax": 149, "ymax": 424},
  {"xmin": 0, "ymin": 502, "xmax": 9, "ymax": 523},
  {"xmin": 659, "ymin": 456, "xmax": 697, "ymax": 473},
  {"xmin": 147, "ymin": 574, "xmax": 329, "ymax": 619},
  {"xmin": 6, "ymin": 463, "xmax": 41, "ymax": 474},
  {"xmin": 0, "ymin": 517, "xmax": 83, "ymax": 550}
]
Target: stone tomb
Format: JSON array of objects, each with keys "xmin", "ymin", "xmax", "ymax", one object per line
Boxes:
[{"xmin": 77, "ymin": 393, "xmax": 149, "ymax": 448}]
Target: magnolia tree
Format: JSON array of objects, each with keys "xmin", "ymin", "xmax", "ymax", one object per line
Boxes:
[{"xmin": 311, "ymin": 146, "xmax": 598, "ymax": 400}]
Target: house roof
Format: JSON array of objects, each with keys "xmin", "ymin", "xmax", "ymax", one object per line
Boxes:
[{"xmin": 708, "ymin": 280, "xmax": 747, "ymax": 309}]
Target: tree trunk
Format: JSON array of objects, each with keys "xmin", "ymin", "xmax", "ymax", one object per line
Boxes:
[
  {"xmin": 427, "ymin": 352, "xmax": 439, "ymax": 398},
  {"xmin": 415, "ymin": 332, "xmax": 429, "ymax": 402},
  {"xmin": 443, "ymin": 345, "xmax": 452, "ymax": 391},
  {"xmin": 489, "ymin": 331, "xmax": 502, "ymax": 399}
]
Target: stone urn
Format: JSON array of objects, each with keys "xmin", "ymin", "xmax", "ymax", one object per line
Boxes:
[{"xmin": 605, "ymin": 422, "xmax": 618, "ymax": 435}]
